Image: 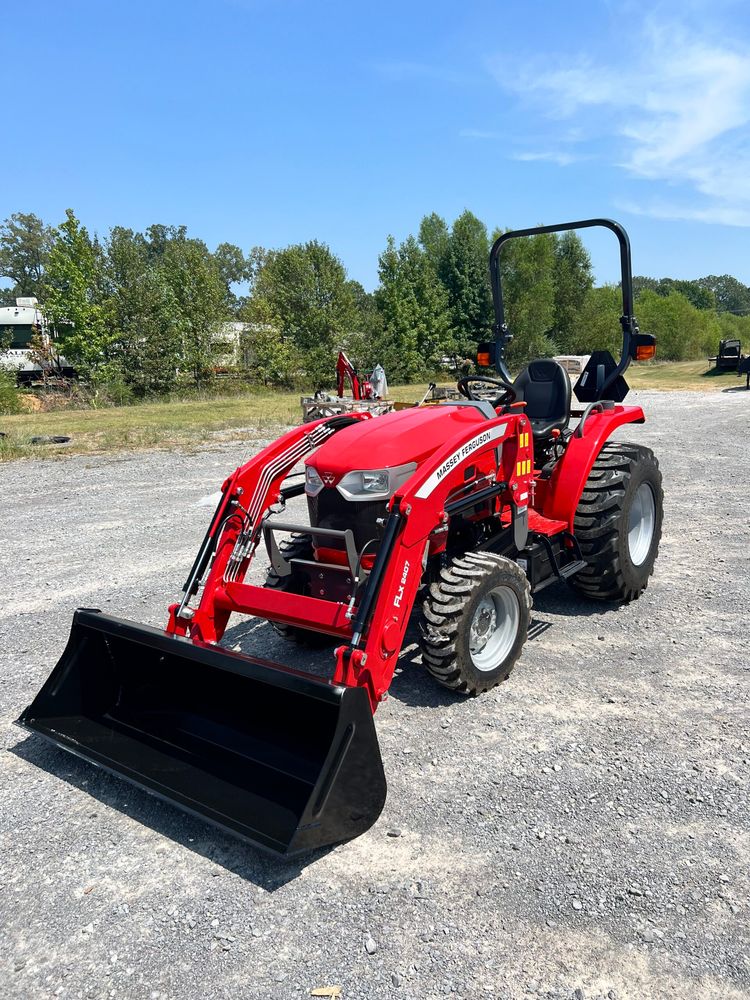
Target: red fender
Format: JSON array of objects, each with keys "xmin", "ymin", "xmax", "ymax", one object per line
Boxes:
[{"xmin": 540, "ymin": 405, "xmax": 645, "ymax": 529}]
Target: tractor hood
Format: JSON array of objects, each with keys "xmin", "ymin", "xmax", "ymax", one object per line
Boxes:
[{"xmin": 307, "ymin": 404, "xmax": 489, "ymax": 483}]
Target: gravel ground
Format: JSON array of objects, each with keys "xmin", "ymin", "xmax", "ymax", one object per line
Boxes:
[{"xmin": 1, "ymin": 389, "xmax": 749, "ymax": 1000}]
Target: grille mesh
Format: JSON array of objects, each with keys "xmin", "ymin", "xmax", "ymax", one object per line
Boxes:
[{"xmin": 307, "ymin": 490, "xmax": 386, "ymax": 552}]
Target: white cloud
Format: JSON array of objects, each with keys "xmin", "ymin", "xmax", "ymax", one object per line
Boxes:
[
  {"xmin": 492, "ymin": 14, "xmax": 750, "ymax": 225},
  {"xmin": 512, "ymin": 150, "xmax": 580, "ymax": 166},
  {"xmin": 459, "ymin": 128, "xmax": 502, "ymax": 139},
  {"xmin": 615, "ymin": 198, "xmax": 750, "ymax": 227}
]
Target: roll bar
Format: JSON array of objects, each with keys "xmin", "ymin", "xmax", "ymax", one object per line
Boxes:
[{"xmin": 488, "ymin": 218, "xmax": 640, "ymax": 398}]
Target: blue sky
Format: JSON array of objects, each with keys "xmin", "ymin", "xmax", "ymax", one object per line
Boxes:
[{"xmin": 3, "ymin": 0, "xmax": 749, "ymax": 290}]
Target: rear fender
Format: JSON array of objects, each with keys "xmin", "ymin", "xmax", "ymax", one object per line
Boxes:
[{"xmin": 540, "ymin": 404, "xmax": 645, "ymax": 528}]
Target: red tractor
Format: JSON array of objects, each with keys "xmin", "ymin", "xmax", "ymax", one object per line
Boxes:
[{"xmin": 19, "ymin": 220, "xmax": 663, "ymax": 856}]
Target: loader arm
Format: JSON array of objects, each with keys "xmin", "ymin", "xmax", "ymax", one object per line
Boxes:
[
  {"xmin": 168, "ymin": 412, "xmax": 373, "ymax": 642},
  {"xmin": 334, "ymin": 411, "xmax": 534, "ymax": 709}
]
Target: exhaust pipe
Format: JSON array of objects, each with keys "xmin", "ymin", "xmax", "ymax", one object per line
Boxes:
[{"xmin": 17, "ymin": 610, "xmax": 387, "ymax": 856}]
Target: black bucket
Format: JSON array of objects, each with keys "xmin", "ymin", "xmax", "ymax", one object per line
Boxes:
[{"xmin": 16, "ymin": 609, "xmax": 387, "ymax": 856}]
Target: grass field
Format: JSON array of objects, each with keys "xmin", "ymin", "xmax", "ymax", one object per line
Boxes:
[
  {"xmin": 0, "ymin": 392, "xmax": 300, "ymax": 462},
  {"xmin": 626, "ymin": 359, "xmax": 745, "ymax": 390},
  {"xmin": 1, "ymin": 361, "xmax": 744, "ymax": 462}
]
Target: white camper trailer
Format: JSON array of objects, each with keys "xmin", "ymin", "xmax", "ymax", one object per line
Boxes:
[{"xmin": 0, "ymin": 298, "xmax": 73, "ymax": 383}]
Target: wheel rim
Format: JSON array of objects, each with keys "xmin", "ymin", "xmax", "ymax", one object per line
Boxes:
[
  {"xmin": 627, "ymin": 482, "xmax": 656, "ymax": 566},
  {"xmin": 469, "ymin": 586, "xmax": 520, "ymax": 671}
]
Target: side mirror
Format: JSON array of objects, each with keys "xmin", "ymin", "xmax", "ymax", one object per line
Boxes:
[{"xmin": 630, "ymin": 332, "xmax": 656, "ymax": 361}]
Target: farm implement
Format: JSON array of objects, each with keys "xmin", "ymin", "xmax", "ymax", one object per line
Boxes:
[{"xmin": 19, "ymin": 219, "xmax": 664, "ymax": 856}]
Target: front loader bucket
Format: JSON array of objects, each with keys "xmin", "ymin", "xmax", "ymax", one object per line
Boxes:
[{"xmin": 17, "ymin": 609, "xmax": 387, "ymax": 856}]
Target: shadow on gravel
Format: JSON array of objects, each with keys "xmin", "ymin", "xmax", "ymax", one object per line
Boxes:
[
  {"xmin": 220, "ymin": 619, "xmax": 334, "ymax": 678},
  {"xmin": 218, "ymin": 592, "xmax": 606, "ymax": 710},
  {"xmin": 532, "ymin": 580, "xmax": 616, "ymax": 620},
  {"xmin": 9, "ymin": 734, "xmax": 332, "ymax": 889},
  {"xmin": 388, "ymin": 660, "xmax": 459, "ymax": 709},
  {"xmin": 721, "ymin": 384, "xmax": 750, "ymax": 392}
]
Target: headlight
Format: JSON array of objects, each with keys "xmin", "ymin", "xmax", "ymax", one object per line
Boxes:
[
  {"xmin": 305, "ymin": 465, "xmax": 324, "ymax": 496},
  {"xmin": 362, "ymin": 470, "xmax": 389, "ymax": 493},
  {"xmin": 337, "ymin": 462, "xmax": 417, "ymax": 501}
]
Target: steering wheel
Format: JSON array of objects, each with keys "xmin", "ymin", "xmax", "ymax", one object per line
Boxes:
[{"xmin": 457, "ymin": 375, "xmax": 517, "ymax": 409}]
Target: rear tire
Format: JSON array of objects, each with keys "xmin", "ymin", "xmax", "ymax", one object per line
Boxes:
[
  {"xmin": 263, "ymin": 534, "xmax": 333, "ymax": 646},
  {"xmin": 571, "ymin": 442, "xmax": 663, "ymax": 603},
  {"xmin": 420, "ymin": 552, "xmax": 531, "ymax": 695}
]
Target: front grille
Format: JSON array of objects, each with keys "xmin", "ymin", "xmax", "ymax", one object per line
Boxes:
[{"xmin": 308, "ymin": 489, "xmax": 386, "ymax": 552}]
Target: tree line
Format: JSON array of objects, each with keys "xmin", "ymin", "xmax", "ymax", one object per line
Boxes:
[{"xmin": 1, "ymin": 209, "xmax": 748, "ymax": 400}]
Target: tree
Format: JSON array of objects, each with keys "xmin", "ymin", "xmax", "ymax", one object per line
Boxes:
[
  {"xmin": 418, "ymin": 213, "xmax": 450, "ymax": 275},
  {"xmin": 214, "ymin": 242, "xmax": 249, "ymax": 314},
  {"xmin": 44, "ymin": 209, "xmax": 114, "ymax": 380},
  {"xmin": 375, "ymin": 235, "xmax": 451, "ymax": 381},
  {"xmin": 161, "ymin": 237, "xmax": 227, "ymax": 387},
  {"xmin": 105, "ymin": 225, "xmax": 229, "ymax": 392},
  {"xmin": 441, "ymin": 211, "xmax": 493, "ymax": 356},
  {"xmin": 247, "ymin": 240, "xmax": 358, "ymax": 385},
  {"xmin": 697, "ymin": 275, "xmax": 750, "ymax": 315},
  {"xmin": 716, "ymin": 310, "xmax": 750, "ymax": 350},
  {"xmin": 576, "ymin": 285, "xmax": 623, "ymax": 358},
  {"xmin": 635, "ymin": 290, "xmax": 720, "ymax": 361},
  {"xmin": 0, "ymin": 212, "xmax": 55, "ymax": 301},
  {"xmin": 340, "ymin": 279, "xmax": 385, "ymax": 371},
  {"xmin": 633, "ymin": 275, "xmax": 659, "ymax": 298},
  {"xmin": 105, "ymin": 226, "xmax": 180, "ymax": 395},
  {"xmin": 495, "ymin": 230, "xmax": 557, "ymax": 369},
  {"xmin": 672, "ymin": 280, "xmax": 716, "ymax": 311},
  {"xmin": 143, "ymin": 224, "xmax": 188, "ymax": 261},
  {"xmin": 240, "ymin": 293, "xmax": 295, "ymax": 386},
  {"xmin": 633, "ymin": 276, "xmax": 716, "ymax": 311},
  {"xmin": 552, "ymin": 231, "xmax": 593, "ymax": 352},
  {"xmin": 0, "ymin": 370, "xmax": 21, "ymax": 414}
]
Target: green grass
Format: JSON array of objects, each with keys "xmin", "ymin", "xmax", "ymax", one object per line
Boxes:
[
  {"xmin": 0, "ymin": 362, "xmax": 742, "ymax": 462},
  {"xmin": 626, "ymin": 359, "xmax": 743, "ymax": 391},
  {"xmin": 0, "ymin": 391, "xmax": 300, "ymax": 462}
]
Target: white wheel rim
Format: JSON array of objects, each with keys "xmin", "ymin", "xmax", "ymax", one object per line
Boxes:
[
  {"xmin": 469, "ymin": 585, "xmax": 520, "ymax": 671},
  {"xmin": 628, "ymin": 482, "xmax": 656, "ymax": 566}
]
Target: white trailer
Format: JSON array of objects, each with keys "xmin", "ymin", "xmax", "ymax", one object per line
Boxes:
[{"xmin": 0, "ymin": 298, "xmax": 73, "ymax": 383}]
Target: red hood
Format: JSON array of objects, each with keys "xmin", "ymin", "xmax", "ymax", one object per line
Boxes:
[{"xmin": 307, "ymin": 405, "xmax": 488, "ymax": 480}]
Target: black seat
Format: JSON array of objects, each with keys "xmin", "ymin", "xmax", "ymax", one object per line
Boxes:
[{"xmin": 513, "ymin": 359, "xmax": 571, "ymax": 439}]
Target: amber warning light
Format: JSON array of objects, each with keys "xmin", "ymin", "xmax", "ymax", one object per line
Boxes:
[
  {"xmin": 476, "ymin": 342, "xmax": 496, "ymax": 369},
  {"xmin": 631, "ymin": 333, "xmax": 656, "ymax": 362}
]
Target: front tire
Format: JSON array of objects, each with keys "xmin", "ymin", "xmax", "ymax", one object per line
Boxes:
[
  {"xmin": 571, "ymin": 442, "xmax": 663, "ymax": 603},
  {"xmin": 420, "ymin": 552, "xmax": 531, "ymax": 695}
]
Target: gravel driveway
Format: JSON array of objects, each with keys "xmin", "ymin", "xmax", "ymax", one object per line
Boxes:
[{"xmin": 1, "ymin": 389, "xmax": 748, "ymax": 1000}]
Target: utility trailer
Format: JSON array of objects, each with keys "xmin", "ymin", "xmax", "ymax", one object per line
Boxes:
[
  {"xmin": 301, "ymin": 394, "xmax": 394, "ymax": 422},
  {"xmin": 301, "ymin": 350, "xmax": 393, "ymax": 422},
  {"xmin": 19, "ymin": 219, "xmax": 664, "ymax": 857},
  {"xmin": 709, "ymin": 339, "xmax": 744, "ymax": 372}
]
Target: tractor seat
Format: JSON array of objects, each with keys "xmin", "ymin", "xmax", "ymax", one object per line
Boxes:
[{"xmin": 513, "ymin": 359, "xmax": 571, "ymax": 439}]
